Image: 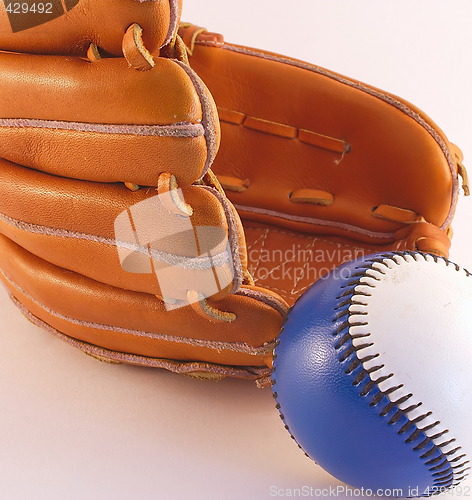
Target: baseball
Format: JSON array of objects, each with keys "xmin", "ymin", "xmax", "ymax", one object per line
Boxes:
[{"xmin": 273, "ymin": 251, "xmax": 472, "ymax": 497}]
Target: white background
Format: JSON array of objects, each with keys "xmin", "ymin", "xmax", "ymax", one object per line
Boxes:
[{"xmin": 1, "ymin": 1, "xmax": 472, "ymax": 499}]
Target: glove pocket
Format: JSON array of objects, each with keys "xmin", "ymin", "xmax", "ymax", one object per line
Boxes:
[{"xmin": 187, "ymin": 39, "xmax": 459, "ymax": 234}]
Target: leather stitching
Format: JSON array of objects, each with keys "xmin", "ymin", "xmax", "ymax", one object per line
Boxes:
[
  {"xmin": 245, "ymin": 226, "xmax": 370, "ymax": 300},
  {"xmin": 0, "ymin": 210, "xmax": 230, "ymax": 270},
  {"xmin": 218, "ymin": 107, "xmax": 349, "ymax": 154},
  {"xmin": 245, "ymin": 226, "xmax": 369, "ymax": 253},
  {"xmin": 289, "ymin": 237, "xmax": 318, "ymax": 296},
  {"xmin": 252, "ymin": 228, "xmax": 270, "ymax": 279},
  {"xmin": 235, "ymin": 205, "xmax": 397, "ymax": 240},
  {"xmin": 1, "ymin": 268, "xmax": 274, "ymax": 356},
  {"xmin": 10, "ymin": 294, "xmax": 271, "ymax": 380},
  {"xmin": 235, "ymin": 287, "xmax": 289, "ymax": 317},
  {"xmin": 174, "ymin": 62, "xmax": 219, "ymax": 178},
  {"xmin": 246, "ymin": 228, "xmax": 272, "ymax": 251},
  {"xmin": 0, "ymin": 118, "xmax": 204, "ymax": 137},
  {"xmin": 219, "ymin": 43, "xmax": 458, "ymax": 231}
]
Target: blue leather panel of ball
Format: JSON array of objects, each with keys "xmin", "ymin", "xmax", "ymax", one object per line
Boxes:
[{"xmin": 272, "ymin": 254, "xmax": 439, "ymax": 496}]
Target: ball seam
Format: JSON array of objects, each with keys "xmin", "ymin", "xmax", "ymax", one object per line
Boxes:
[{"xmin": 272, "ymin": 251, "xmax": 471, "ymax": 494}]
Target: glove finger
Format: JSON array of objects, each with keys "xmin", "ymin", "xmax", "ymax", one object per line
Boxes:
[
  {"xmin": 0, "ymin": 158, "xmax": 240, "ymax": 301},
  {"xmin": 0, "ymin": 0, "xmax": 181, "ymax": 56},
  {"xmin": 0, "ymin": 52, "xmax": 219, "ymax": 186},
  {"xmin": 0, "ymin": 234, "xmax": 281, "ymax": 370}
]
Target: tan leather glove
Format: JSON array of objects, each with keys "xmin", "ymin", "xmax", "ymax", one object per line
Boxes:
[
  {"xmin": 178, "ymin": 23, "xmax": 468, "ymax": 310},
  {"xmin": 0, "ymin": 1, "xmax": 285, "ymax": 384},
  {"xmin": 0, "ymin": 0, "xmax": 180, "ymax": 56},
  {"xmin": 0, "ymin": 7, "xmax": 467, "ymax": 388}
]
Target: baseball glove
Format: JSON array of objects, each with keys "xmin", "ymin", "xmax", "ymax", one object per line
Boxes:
[{"xmin": 0, "ymin": 7, "xmax": 468, "ymax": 389}]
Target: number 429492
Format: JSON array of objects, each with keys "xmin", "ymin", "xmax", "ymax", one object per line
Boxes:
[{"xmin": 5, "ymin": 3, "xmax": 53, "ymax": 14}]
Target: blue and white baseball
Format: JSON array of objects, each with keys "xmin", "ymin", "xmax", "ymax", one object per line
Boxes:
[{"xmin": 272, "ymin": 252, "xmax": 472, "ymax": 497}]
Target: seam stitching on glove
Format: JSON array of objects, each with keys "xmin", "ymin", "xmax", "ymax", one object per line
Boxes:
[
  {"xmin": 1, "ymin": 269, "xmax": 274, "ymax": 355},
  {"xmin": 245, "ymin": 227, "xmax": 369, "ymax": 253},
  {"xmin": 164, "ymin": 0, "xmax": 181, "ymax": 48},
  {"xmin": 235, "ymin": 287, "xmax": 289, "ymax": 317},
  {"xmin": 9, "ymin": 295, "xmax": 271, "ymax": 379},
  {"xmin": 235, "ymin": 205, "xmax": 396, "ymax": 240},
  {"xmin": 0, "ymin": 118, "xmax": 204, "ymax": 138},
  {"xmin": 174, "ymin": 62, "xmax": 219, "ymax": 179},
  {"xmin": 200, "ymin": 186, "xmax": 244, "ymax": 294},
  {"xmin": 0, "ymin": 211, "xmax": 230, "ymax": 271}
]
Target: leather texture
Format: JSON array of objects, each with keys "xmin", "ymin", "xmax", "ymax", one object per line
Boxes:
[
  {"xmin": 0, "ymin": 3, "xmax": 287, "ymax": 382},
  {"xmin": 0, "ymin": 51, "xmax": 219, "ymax": 186},
  {"xmin": 273, "ymin": 253, "xmax": 472, "ymax": 494},
  {"xmin": 0, "ymin": 159, "xmax": 238, "ymax": 299},
  {"xmin": 180, "ymin": 24, "xmax": 464, "ymax": 308},
  {"xmin": 0, "ymin": 235, "xmax": 280, "ymax": 371},
  {"xmin": 0, "ymin": 0, "xmax": 182, "ymax": 56},
  {"xmin": 182, "ymin": 26, "xmax": 461, "ymax": 233},
  {"xmin": 0, "ymin": 13, "xmax": 466, "ymax": 384}
]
